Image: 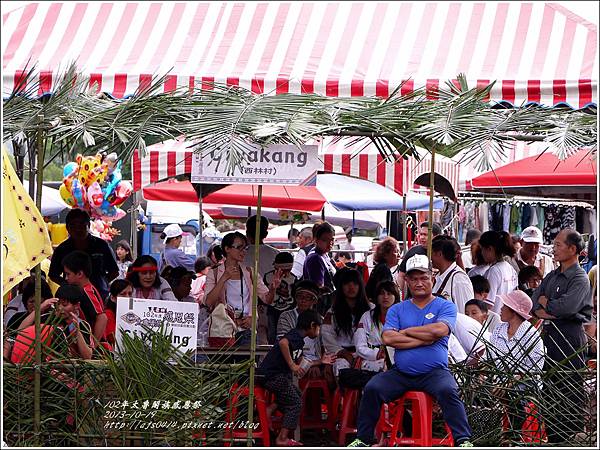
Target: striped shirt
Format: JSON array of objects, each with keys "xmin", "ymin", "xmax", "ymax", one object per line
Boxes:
[{"xmin": 488, "ymin": 321, "xmax": 545, "ymax": 373}]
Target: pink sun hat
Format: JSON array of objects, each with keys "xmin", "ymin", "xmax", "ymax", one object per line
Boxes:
[{"xmin": 498, "ymin": 290, "xmax": 533, "ymax": 320}]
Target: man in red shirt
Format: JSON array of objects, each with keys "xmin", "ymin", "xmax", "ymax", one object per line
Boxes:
[{"xmin": 62, "ymin": 250, "xmax": 108, "ymax": 345}]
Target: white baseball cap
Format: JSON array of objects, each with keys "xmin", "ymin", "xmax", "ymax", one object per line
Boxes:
[
  {"xmin": 406, "ymin": 254, "xmax": 432, "ymax": 274},
  {"xmin": 521, "ymin": 226, "xmax": 543, "ymax": 244},
  {"xmin": 163, "ymin": 223, "xmax": 184, "ymax": 244}
]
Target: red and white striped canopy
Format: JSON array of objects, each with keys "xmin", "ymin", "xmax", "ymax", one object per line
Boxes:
[
  {"xmin": 132, "ymin": 136, "xmax": 460, "ymax": 198},
  {"xmin": 3, "ymin": 2, "xmax": 597, "ymax": 106}
]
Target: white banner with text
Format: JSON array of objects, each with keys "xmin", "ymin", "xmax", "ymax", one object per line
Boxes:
[
  {"xmin": 115, "ymin": 297, "xmax": 199, "ymax": 354},
  {"xmin": 191, "ymin": 144, "xmax": 320, "ymax": 185}
]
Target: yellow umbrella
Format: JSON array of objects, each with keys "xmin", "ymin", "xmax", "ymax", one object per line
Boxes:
[{"xmin": 2, "ymin": 144, "xmax": 53, "ymax": 295}]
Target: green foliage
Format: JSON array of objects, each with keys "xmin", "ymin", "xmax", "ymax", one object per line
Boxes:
[
  {"xmin": 3, "ymin": 324, "xmax": 251, "ymax": 447},
  {"xmin": 3, "ymin": 65, "xmax": 596, "ymax": 181}
]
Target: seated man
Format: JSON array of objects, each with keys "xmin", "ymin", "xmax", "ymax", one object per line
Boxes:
[{"xmin": 349, "ymin": 255, "xmax": 473, "ymax": 447}]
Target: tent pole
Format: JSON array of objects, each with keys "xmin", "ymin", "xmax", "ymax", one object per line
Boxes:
[
  {"xmin": 402, "ymin": 195, "xmax": 408, "ymax": 256},
  {"xmin": 198, "ymin": 184, "xmax": 204, "ymax": 255},
  {"xmin": 247, "ymin": 184, "xmax": 262, "ymax": 445},
  {"xmin": 33, "ymin": 115, "xmax": 45, "ymax": 444},
  {"xmin": 321, "ymin": 204, "xmax": 325, "ymax": 221},
  {"xmin": 131, "ymin": 193, "xmax": 138, "ymax": 260},
  {"xmin": 426, "ymin": 148, "xmax": 436, "ymax": 260}
]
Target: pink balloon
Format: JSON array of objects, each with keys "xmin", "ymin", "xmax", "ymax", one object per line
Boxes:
[{"xmin": 87, "ymin": 182, "xmax": 104, "ymax": 208}]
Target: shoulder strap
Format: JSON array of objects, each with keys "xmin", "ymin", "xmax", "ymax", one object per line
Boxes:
[{"xmin": 437, "ymin": 267, "xmax": 458, "ymax": 294}]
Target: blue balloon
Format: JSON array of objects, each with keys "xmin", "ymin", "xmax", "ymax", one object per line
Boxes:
[{"xmin": 63, "ymin": 162, "xmax": 78, "ymax": 178}]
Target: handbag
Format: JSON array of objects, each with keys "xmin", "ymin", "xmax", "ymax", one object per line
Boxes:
[{"xmin": 208, "ymin": 303, "xmax": 238, "ymax": 347}]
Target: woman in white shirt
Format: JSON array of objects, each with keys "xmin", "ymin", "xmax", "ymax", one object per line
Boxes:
[
  {"xmin": 322, "ymin": 268, "xmax": 371, "ymax": 376},
  {"xmin": 479, "ymin": 231, "xmax": 518, "ymax": 314},
  {"xmin": 488, "ymin": 290, "xmax": 545, "ymax": 436},
  {"xmin": 204, "ymin": 232, "xmax": 280, "ymax": 346},
  {"xmin": 354, "ymin": 280, "xmax": 399, "ymax": 373}
]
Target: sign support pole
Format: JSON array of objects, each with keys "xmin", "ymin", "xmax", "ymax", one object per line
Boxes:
[
  {"xmin": 198, "ymin": 184, "xmax": 204, "ymax": 255},
  {"xmin": 247, "ymin": 184, "xmax": 263, "ymax": 445}
]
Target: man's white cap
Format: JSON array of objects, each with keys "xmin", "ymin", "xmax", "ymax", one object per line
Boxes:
[
  {"xmin": 163, "ymin": 223, "xmax": 184, "ymax": 244},
  {"xmin": 521, "ymin": 226, "xmax": 543, "ymax": 244},
  {"xmin": 406, "ymin": 254, "xmax": 432, "ymax": 274}
]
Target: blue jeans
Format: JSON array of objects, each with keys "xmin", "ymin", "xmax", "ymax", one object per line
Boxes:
[{"xmin": 356, "ymin": 366, "xmax": 472, "ymax": 444}]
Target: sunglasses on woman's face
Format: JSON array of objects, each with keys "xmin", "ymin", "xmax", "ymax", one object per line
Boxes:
[{"xmin": 231, "ymin": 244, "xmax": 249, "ymax": 252}]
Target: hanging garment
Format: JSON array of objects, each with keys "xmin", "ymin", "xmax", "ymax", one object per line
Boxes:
[
  {"xmin": 576, "ymin": 208, "xmax": 584, "ymax": 233},
  {"xmin": 530, "ymin": 205, "xmax": 539, "ymax": 228},
  {"xmin": 560, "ymin": 206, "xmax": 576, "ymax": 230},
  {"xmin": 536, "ymin": 205, "xmax": 545, "ymax": 231},
  {"xmin": 515, "ymin": 204, "xmax": 523, "ymax": 235},
  {"xmin": 479, "ymin": 202, "xmax": 489, "ymax": 232},
  {"xmin": 489, "ymin": 203, "xmax": 504, "ymax": 231},
  {"xmin": 509, "ymin": 204, "xmax": 520, "ymax": 234},
  {"xmin": 458, "ymin": 204, "xmax": 467, "ymax": 242},
  {"xmin": 521, "ymin": 204, "xmax": 533, "ymax": 230},
  {"xmin": 473, "ymin": 203, "xmax": 481, "ymax": 232},
  {"xmin": 588, "ymin": 209, "xmax": 597, "ymax": 235},
  {"xmin": 502, "ymin": 204, "xmax": 511, "ymax": 231},
  {"xmin": 543, "ymin": 205, "xmax": 562, "ymax": 244}
]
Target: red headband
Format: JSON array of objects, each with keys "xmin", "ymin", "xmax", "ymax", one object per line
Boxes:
[{"xmin": 131, "ymin": 266, "xmax": 158, "ymax": 272}]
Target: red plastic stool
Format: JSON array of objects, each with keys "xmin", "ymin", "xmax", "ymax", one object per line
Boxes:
[
  {"xmin": 375, "ymin": 402, "xmax": 394, "ymax": 444},
  {"xmin": 299, "ymin": 378, "xmax": 333, "ymax": 431},
  {"xmin": 223, "ymin": 384, "xmax": 271, "ymax": 446},
  {"xmin": 387, "ymin": 391, "xmax": 454, "ymax": 447},
  {"xmin": 335, "ymin": 388, "xmax": 361, "ymax": 445}
]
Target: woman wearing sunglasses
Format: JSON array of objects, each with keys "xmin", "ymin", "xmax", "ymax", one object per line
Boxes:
[{"xmin": 205, "ymin": 231, "xmax": 282, "ymax": 346}]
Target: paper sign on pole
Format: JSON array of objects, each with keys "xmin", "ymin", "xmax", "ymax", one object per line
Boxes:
[
  {"xmin": 115, "ymin": 297, "xmax": 199, "ymax": 354},
  {"xmin": 191, "ymin": 144, "xmax": 320, "ymax": 185}
]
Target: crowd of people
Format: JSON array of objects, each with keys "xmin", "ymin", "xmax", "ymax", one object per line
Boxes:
[{"xmin": 2, "ymin": 207, "xmax": 596, "ymax": 447}]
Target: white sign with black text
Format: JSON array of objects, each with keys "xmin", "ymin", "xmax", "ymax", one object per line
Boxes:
[
  {"xmin": 191, "ymin": 144, "xmax": 320, "ymax": 185},
  {"xmin": 115, "ymin": 297, "xmax": 199, "ymax": 354}
]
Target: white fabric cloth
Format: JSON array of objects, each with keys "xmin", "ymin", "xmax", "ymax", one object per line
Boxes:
[
  {"xmin": 433, "ymin": 263, "xmax": 475, "ymax": 314},
  {"xmin": 354, "ymin": 310, "xmax": 385, "ymax": 372},
  {"xmin": 243, "ymin": 243, "xmax": 280, "ymax": 278},
  {"xmin": 448, "ymin": 333, "xmax": 469, "ymax": 362},
  {"xmin": 488, "ymin": 321, "xmax": 545, "ymax": 373},
  {"xmin": 485, "ymin": 261, "xmax": 518, "ymax": 313},
  {"xmin": 291, "ymin": 248, "xmax": 308, "ymax": 278},
  {"xmin": 453, "ymin": 313, "xmax": 490, "ymax": 360}
]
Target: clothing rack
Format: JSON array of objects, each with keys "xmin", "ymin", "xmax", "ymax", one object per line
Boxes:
[{"xmin": 457, "ymin": 192, "xmax": 595, "ymax": 209}]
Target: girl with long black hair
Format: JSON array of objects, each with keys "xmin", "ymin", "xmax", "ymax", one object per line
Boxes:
[{"xmin": 321, "ymin": 268, "xmax": 371, "ymax": 376}]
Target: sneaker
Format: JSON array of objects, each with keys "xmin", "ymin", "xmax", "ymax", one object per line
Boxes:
[
  {"xmin": 348, "ymin": 438, "xmax": 369, "ymax": 447},
  {"xmin": 458, "ymin": 441, "xmax": 474, "ymax": 447}
]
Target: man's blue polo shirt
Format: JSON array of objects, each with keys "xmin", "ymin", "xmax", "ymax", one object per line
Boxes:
[{"xmin": 382, "ymin": 296, "xmax": 457, "ymax": 375}]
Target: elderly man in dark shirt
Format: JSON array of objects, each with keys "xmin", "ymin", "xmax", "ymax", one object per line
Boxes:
[{"xmin": 532, "ymin": 229, "xmax": 593, "ymax": 443}]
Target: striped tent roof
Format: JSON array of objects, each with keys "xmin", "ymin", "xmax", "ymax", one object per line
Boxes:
[
  {"xmin": 2, "ymin": 2, "xmax": 597, "ymax": 106},
  {"xmin": 132, "ymin": 136, "xmax": 460, "ymax": 197}
]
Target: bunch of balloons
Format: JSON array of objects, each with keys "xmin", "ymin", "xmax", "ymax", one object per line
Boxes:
[
  {"xmin": 90, "ymin": 219, "xmax": 121, "ymax": 241},
  {"xmin": 59, "ymin": 152, "xmax": 133, "ymax": 223}
]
